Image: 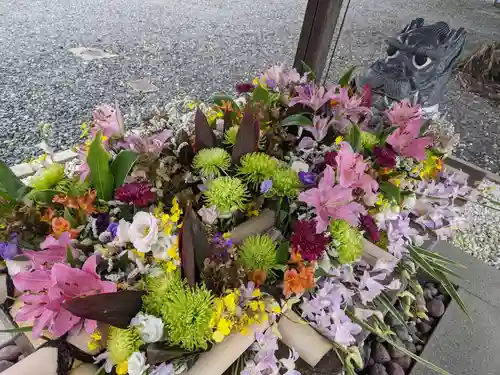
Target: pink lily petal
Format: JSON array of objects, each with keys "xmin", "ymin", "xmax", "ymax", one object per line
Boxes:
[
  {"xmin": 12, "ymin": 269, "xmax": 53, "ymax": 293},
  {"xmin": 51, "ymin": 309, "xmax": 81, "ymax": 337},
  {"xmin": 32, "ymin": 309, "xmax": 54, "ymax": 338},
  {"xmin": 319, "ymin": 165, "xmax": 335, "ymax": 191}
]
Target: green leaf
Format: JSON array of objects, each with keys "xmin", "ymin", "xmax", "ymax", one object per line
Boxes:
[
  {"xmin": 213, "ymin": 95, "xmax": 241, "ymax": 122},
  {"xmin": 30, "ymin": 189, "xmax": 59, "ymax": 205},
  {"xmin": 409, "ymin": 247, "xmax": 471, "ymax": 320},
  {"xmin": 0, "ymin": 160, "xmax": 29, "ymax": 200},
  {"xmin": 111, "ymin": 150, "xmax": 138, "ymax": 189},
  {"xmin": 301, "ymin": 61, "xmax": 316, "ymax": 81},
  {"xmin": 281, "ymin": 114, "xmax": 313, "ymax": 127},
  {"xmin": 252, "ymin": 85, "xmax": 270, "ymax": 104},
  {"xmin": 348, "ymin": 313, "xmax": 451, "ymax": 375},
  {"xmin": 0, "ymin": 326, "xmax": 33, "ymax": 333},
  {"xmin": 379, "ymin": 126, "xmax": 398, "ymax": 144},
  {"xmin": 64, "ymin": 208, "xmax": 78, "ymax": 228},
  {"xmin": 276, "ymin": 241, "xmax": 290, "ymax": 264},
  {"xmin": 314, "ymin": 267, "xmax": 337, "ymax": 278},
  {"xmin": 66, "ymin": 245, "xmax": 75, "ymax": 267},
  {"xmin": 375, "ymin": 292, "xmax": 409, "ymax": 329},
  {"xmin": 338, "ymin": 66, "xmax": 357, "ymax": 87},
  {"xmin": 380, "ymin": 181, "xmax": 401, "ymax": 203},
  {"xmin": 87, "ymin": 131, "xmax": 114, "ymax": 201},
  {"xmin": 423, "ymin": 258, "xmax": 465, "ymax": 280},
  {"xmin": 347, "ymin": 124, "xmax": 362, "ymax": 152},
  {"xmin": 411, "ymin": 246, "xmax": 466, "ymax": 268}
]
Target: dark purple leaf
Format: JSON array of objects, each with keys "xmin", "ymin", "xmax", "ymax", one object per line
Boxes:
[
  {"xmin": 223, "ymin": 109, "xmax": 232, "ymax": 135},
  {"xmin": 231, "ymin": 106, "xmax": 259, "ymax": 165},
  {"xmin": 177, "ymin": 130, "xmax": 195, "ymax": 166},
  {"xmin": 62, "ymin": 291, "xmax": 144, "ymax": 328},
  {"xmin": 146, "ymin": 342, "xmax": 209, "ymax": 365},
  {"xmin": 194, "ymin": 109, "xmax": 216, "ymax": 152}
]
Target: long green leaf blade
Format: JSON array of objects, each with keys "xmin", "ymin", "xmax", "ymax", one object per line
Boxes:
[
  {"xmin": 338, "ymin": 66, "xmax": 357, "ymax": 87},
  {"xmin": 111, "ymin": 150, "xmax": 138, "ymax": 189},
  {"xmin": 376, "ymin": 292, "xmax": 409, "ymax": 329},
  {"xmin": 0, "ymin": 326, "xmax": 33, "ymax": 333},
  {"xmin": 86, "ymin": 131, "xmax": 114, "ymax": 201},
  {"xmin": 281, "ymin": 114, "xmax": 313, "ymax": 127},
  {"xmin": 412, "ymin": 245, "xmax": 466, "ymax": 268}
]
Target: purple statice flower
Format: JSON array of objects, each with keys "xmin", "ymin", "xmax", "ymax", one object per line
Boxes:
[
  {"xmin": 298, "ymin": 171, "xmax": 317, "ymax": 186},
  {"xmin": 114, "ymin": 182, "xmax": 156, "ymax": 206},
  {"xmin": 290, "ymin": 84, "xmax": 337, "ymax": 112},
  {"xmin": 0, "ymin": 234, "xmax": 20, "ymax": 260},
  {"xmin": 260, "ymin": 179, "xmax": 273, "ymax": 194},
  {"xmin": 107, "ymin": 222, "xmax": 119, "ymax": 240},
  {"xmin": 235, "ymin": 82, "xmax": 255, "ymax": 94}
]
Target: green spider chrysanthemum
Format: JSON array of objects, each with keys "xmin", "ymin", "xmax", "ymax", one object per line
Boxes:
[
  {"xmin": 203, "ymin": 176, "xmax": 248, "ymax": 215},
  {"xmin": 238, "ymin": 234, "xmax": 277, "ymax": 272},
  {"xmin": 360, "ymin": 131, "xmax": 379, "ymax": 150},
  {"xmin": 237, "ymin": 153, "xmax": 278, "ymax": 189},
  {"xmin": 329, "ymin": 219, "xmax": 363, "ymax": 264},
  {"xmin": 107, "ymin": 326, "xmax": 143, "ymax": 365},
  {"xmin": 142, "ymin": 271, "xmax": 184, "ymax": 316},
  {"xmin": 162, "ymin": 285, "xmax": 214, "ymax": 351},
  {"xmin": 271, "ymin": 168, "xmax": 300, "ymax": 198},
  {"xmin": 223, "ymin": 126, "xmax": 239, "ymax": 146},
  {"xmin": 192, "ymin": 148, "xmax": 231, "ymax": 178},
  {"xmin": 30, "ymin": 163, "xmax": 65, "ymax": 190}
]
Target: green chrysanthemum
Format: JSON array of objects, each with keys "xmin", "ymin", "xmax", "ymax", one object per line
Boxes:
[
  {"xmin": 142, "ymin": 271, "xmax": 184, "ymax": 316},
  {"xmin": 162, "ymin": 285, "xmax": 214, "ymax": 351},
  {"xmin": 271, "ymin": 168, "xmax": 300, "ymax": 197},
  {"xmin": 192, "ymin": 148, "xmax": 231, "ymax": 178},
  {"xmin": 107, "ymin": 326, "xmax": 143, "ymax": 365},
  {"xmin": 360, "ymin": 131, "xmax": 379, "ymax": 150},
  {"xmin": 30, "ymin": 163, "xmax": 65, "ymax": 190},
  {"xmin": 329, "ymin": 219, "xmax": 363, "ymax": 264},
  {"xmin": 237, "ymin": 153, "xmax": 278, "ymax": 189},
  {"xmin": 203, "ymin": 176, "xmax": 248, "ymax": 215},
  {"xmin": 238, "ymin": 234, "xmax": 277, "ymax": 272},
  {"xmin": 223, "ymin": 126, "xmax": 239, "ymax": 146}
]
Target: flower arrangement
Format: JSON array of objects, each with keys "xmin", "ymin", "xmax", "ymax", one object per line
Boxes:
[{"xmin": 0, "ymin": 64, "xmax": 471, "ymax": 375}]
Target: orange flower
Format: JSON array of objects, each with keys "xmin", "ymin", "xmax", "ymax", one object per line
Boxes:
[
  {"xmin": 288, "ymin": 249, "xmax": 303, "ymax": 264},
  {"xmin": 283, "ymin": 265, "xmax": 314, "ymax": 298},
  {"xmin": 77, "ymin": 190, "xmax": 97, "ymax": 214},
  {"xmin": 40, "ymin": 207, "xmax": 55, "ymax": 223},
  {"xmin": 51, "ymin": 217, "xmax": 71, "ymax": 238},
  {"xmin": 248, "ymin": 270, "xmax": 267, "ymax": 286},
  {"xmin": 53, "ymin": 195, "xmax": 78, "ymax": 209}
]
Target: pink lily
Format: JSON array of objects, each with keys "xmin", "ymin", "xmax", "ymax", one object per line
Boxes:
[
  {"xmin": 303, "ymin": 116, "xmax": 334, "ymax": 142},
  {"xmin": 290, "ymin": 84, "xmax": 337, "ymax": 112},
  {"xmin": 23, "ymin": 232, "xmax": 77, "ymax": 269},
  {"xmin": 299, "ymin": 166, "xmax": 366, "ymax": 233},
  {"xmin": 92, "ymin": 102, "xmax": 125, "ymax": 138},
  {"xmin": 387, "ymin": 118, "xmax": 433, "ymax": 161},
  {"xmin": 385, "ymin": 99, "xmax": 423, "ymax": 126},
  {"xmin": 335, "ymin": 142, "xmax": 379, "ymax": 201},
  {"xmin": 331, "ymin": 88, "xmax": 372, "ymax": 133},
  {"xmin": 13, "ymin": 255, "xmax": 117, "ymax": 338},
  {"xmin": 119, "ymin": 129, "xmax": 173, "ymax": 156}
]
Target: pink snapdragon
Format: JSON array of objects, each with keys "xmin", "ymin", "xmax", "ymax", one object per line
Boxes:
[
  {"xmin": 298, "ymin": 166, "xmax": 366, "ymax": 233},
  {"xmin": 13, "ymin": 255, "xmax": 116, "ymax": 338},
  {"xmin": 387, "ymin": 118, "xmax": 433, "ymax": 161}
]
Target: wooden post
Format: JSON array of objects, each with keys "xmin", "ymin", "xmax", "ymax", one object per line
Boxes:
[{"xmin": 293, "ymin": 0, "xmax": 344, "ymax": 80}]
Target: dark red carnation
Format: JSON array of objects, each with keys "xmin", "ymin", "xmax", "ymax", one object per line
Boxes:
[
  {"xmin": 324, "ymin": 151, "xmax": 338, "ymax": 168},
  {"xmin": 373, "ymin": 144, "xmax": 397, "ymax": 169},
  {"xmin": 360, "ymin": 214, "xmax": 380, "ymax": 242},
  {"xmin": 290, "ymin": 220, "xmax": 329, "ymax": 261},
  {"xmin": 235, "ymin": 82, "xmax": 255, "ymax": 94},
  {"xmin": 114, "ymin": 182, "xmax": 156, "ymax": 206}
]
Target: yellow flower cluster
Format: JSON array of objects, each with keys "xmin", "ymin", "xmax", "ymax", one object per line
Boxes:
[
  {"xmin": 209, "ymin": 287, "xmax": 269, "ymax": 343},
  {"xmin": 87, "ymin": 329, "xmax": 103, "ymax": 352},
  {"xmin": 154, "ymin": 197, "xmax": 183, "ymax": 271}
]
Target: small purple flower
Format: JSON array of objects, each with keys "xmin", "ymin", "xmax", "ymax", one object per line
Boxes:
[
  {"xmin": 197, "ymin": 184, "xmax": 207, "ymax": 192},
  {"xmin": 0, "ymin": 234, "xmax": 20, "ymax": 260},
  {"xmin": 93, "ymin": 212, "xmax": 110, "ymax": 234},
  {"xmin": 265, "ymin": 79, "xmax": 277, "ymax": 89},
  {"xmin": 106, "ymin": 222, "xmax": 119, "ymax": 240},
  {"xmin": 298, "ymin": 171, "xmax": 317, "ymax": 185},
  {"xmin": 260, "ymin": 179, "xmax": 273, "ymax": 194}
]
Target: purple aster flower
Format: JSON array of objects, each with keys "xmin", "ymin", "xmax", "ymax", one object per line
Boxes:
[
  {"xmin": 114, "ymin": 182, "xmax": 156, "ymax": 206},
  {"xmin": 0, "ymin": 234, "xmax": 20, "ymax": 260},
  {"xmin": 260, "ymin": 179, "xmax": 273, "ymax": 194},
  {"xmin": 93, "ymin": 212, "xmax": 110, "ymax": 234},
  {"xmin": 298, "ymin": 171, "xmax": 317, "ymax": 185},
  {"xmin": 235, "ymin": 82, "xmax": 255, "ymax": 94}
]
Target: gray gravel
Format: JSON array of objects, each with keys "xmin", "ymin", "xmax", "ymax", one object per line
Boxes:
[{"xmin": 1, "ymin": 0, "xmax": 500, "ymax": 173}]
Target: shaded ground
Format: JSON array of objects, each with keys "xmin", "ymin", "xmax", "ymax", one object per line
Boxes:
[{"xmin": 0, "ymin": 0, "xmax": 499, "ymax": 172}]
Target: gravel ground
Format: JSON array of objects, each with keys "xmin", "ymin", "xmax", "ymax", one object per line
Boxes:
[
  {"xmin": 452, "ymin": 179, "xmax": 500, "ymax": 269},
  {"xmin": 1, "ymin": 0, "xmax": 499, "ymax": 171}
]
